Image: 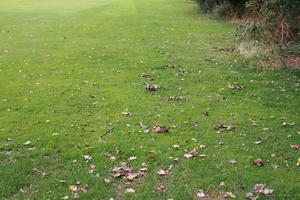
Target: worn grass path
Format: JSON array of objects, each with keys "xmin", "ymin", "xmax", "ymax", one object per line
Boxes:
[{"xmin": 0, "ymin": 0, "xmax": 299, "ymax": 199}]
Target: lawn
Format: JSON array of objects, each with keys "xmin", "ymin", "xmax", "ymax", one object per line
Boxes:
[{"xmin": 0, "ymin": 0, "xmax": 299, "ymax": 199}]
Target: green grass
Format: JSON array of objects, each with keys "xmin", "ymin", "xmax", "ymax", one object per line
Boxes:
[{"xmin": 0, "ymin": 0, "xmax": 299, "ymax": 199}]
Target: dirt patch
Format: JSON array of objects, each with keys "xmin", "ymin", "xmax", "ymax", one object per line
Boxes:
[{"xmin": 262, "ymin": 55, "xmax": 300, "ymax": 69}]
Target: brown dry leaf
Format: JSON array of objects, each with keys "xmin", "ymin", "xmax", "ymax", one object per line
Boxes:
[
  {"xmin": 157, "ymin": 169, "xmax": 167, "ymax": 176},
  {"xmin": 152, "ymin": 124, "xmax": 168, "ymax": 133},
  {"xmin": 168, "ymin": 96, "xmax": 187, "ymax": 101},
  {"xmin": 282, "ymin": 122, "xmax": 295, "ymax": 127},
  {"xmin": 157, "ymin": 165, "xmax": 172, "ymax": 177},
  {"xmin": 83, "ymin": 155, "xmax": 92, "ymax": 162},
  {"xmin": 105, "ymin": 152, "xmax": 116, "ymax": 161},
  {"xmin": 246, "ymin": 192, "xmax": 258, "ymax": 200},
  {"xmin": 111, "ymin": 163, "xmax": 147, "ymax": 182},
  {"xmin": 253, "ymin": 158, "xmax": 264, "ymax": 167},
  {"xmin": 252, "ymin": 184, "xmax": 274, "ymax": 195},
  {"xmin": 289, "ymin": 144, "xmax": 300, "ymax": 150},
  {"xmin": 80, "ymin": 184, "xmax": 89, "ymax": 193},
  {"xmin": 224, "ymin": 192, "xmax": 236, "ymax": 198},
  {"xmin": 89, "ymin": 164, "xmax": 96, "ymax": 169},
  {"xmin": 24, "ymin": 141, "xmax": 33, "ymax": 146},
  {"xmin": 254, "ymin": 140, "xmax": 262, "ymax": 145},
  {"xmin": 62, "ymin": 195, "xmax": 69, "ymax": 200},
  {"xmin": 111, "ymin": 163, "xmax": 133, "ymax": 178},
  {"xmin": 69, "ymin": 185, "xmax": 78, "ymax": 192},
  {"xmin": 126, "ymin": 188, "xmax": 136, "ymax": 193},
  {"xmin": 213, "ymin": 123, "xmax": 236, "ymax": 132},
  {"xmin": 104, "ymin": 178, "xmax": 111, "ymax": 183},
  {"xmin": 203, "ymin": 112, "xmax": 209, "ymax": 117},
  {"xmin": 184, "ymin": 148, "xmax": 198, "ymax": 159},
  {"xmin": 157, "ymin": 184, "xmax": 165, "ymax": 191},
  {"xmin": 128, "ymin": 156, "xmax": 137, "ymax": 161},
  {"xmin": 122, "ymin": 109, "xmax": 132, "ymax": 116},
  {"xmin": 145, "ymin": 83, "xmax": 160, "ymax": 91},
  {"xmin": 227, "ymin": 83, "xmax": 244, "ymax": 90},
  {"xmin": 196, "ymin": 190, "xmax": 206, "ymax": 198},
  {"xmin": 139, "ymin": 72, "xmax": 150, "ymax": 78},
  {"xmin": 228, "ymin": 160, "xmax": 237, "ymax": 164}
]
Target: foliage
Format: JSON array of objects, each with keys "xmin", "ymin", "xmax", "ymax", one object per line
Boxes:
[
  {"xmin": 196, "ymin": 0, "xmax": 300, "ymax": 46},
  {"xmin": 195, "ymin": 0, "xmax": 247, "ymax": 17}
]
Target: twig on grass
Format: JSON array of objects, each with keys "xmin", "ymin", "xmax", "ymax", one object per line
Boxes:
[{"xmin": 99, "ymin": 127, "xmax": 114, "ymax": 141}]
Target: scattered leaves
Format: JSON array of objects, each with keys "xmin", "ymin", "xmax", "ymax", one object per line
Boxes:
[{"xmin": 111, "ymin": 162, "xmax": 147, "ymax": 182}]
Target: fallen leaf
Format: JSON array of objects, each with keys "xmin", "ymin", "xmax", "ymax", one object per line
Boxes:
[
  {"xmin": 184, "ymin": 148, "xmax": 198, "ymax": 159},
  {"xmin": 83, "ymin": 155, "xmax": 92, "ymax": 162},
  {"xmin": 24, "ymin": 141, "xmax": 33, "ymax": 146},
  {"xmin": 196, "ymin": 190, "xmax": 206, "ymax": 198},
  {"xmin": 69, "ymin": 185, "xmax": 78, "ymax": 192},
  {"xmin": 104, "ymin": 178, "xmax": 111, "ymax": 183},
  {"xmin": 254, "ymin": 140, "xmax": 262, "ymax": 145},
  {"xmin": 111, "ymin": 163, "xmax": 147, "ymax": 181},
  {"xmin": 80, "ymin": 184, "xmax": 89, "ymax": 193},
  {"xmin": 252, "ymin": 184, "xmax": 274, "ymax": 195},
  {"xmin": 246, "ymin": 192, "xmax": 258, "ymax": 200},
  {"xmin": 289, "ymin": 145, "xmax": 300, "ymax": 150},
  {"xmin": 224, "ymin": 192, "xmax": 236, "ymax": 198},
  {"xmin": 227, "ymin": 83, "xmax": 244, "ymax": 90},
  {"xmin": 157, "ymin": 184, "xmax": 165, "ymax": 191},
  {"xmin": 213, "ymin": 123, "xmax": 236, "ymax": 132},
  {"xmin": 282, "ymin": 122, "xmax": 295, "ymax": 127},
  {"xmin": 139, "ymin": 72, "xmax": 150, "ymax": 78},
  {"xmin": 229, "ymin": 160, "xmax": 237, "ymax": 164},
  {"xmin": 126, "ymin": 188, "xmax": 136, "ymax": 193},
  {"xmin": 157, "ymin": 169, "xmax": 167, "ymax": 176},
  {"xmin": 152, "ymin": 124, "xmax": 168, "ymax": 133},
  {"xmin": 122, "ymin": 109, "xmax": 132, "ymax": 116},
  {"xmin": 128, "ymin": 156, "xmax": 137, "ymax": 161},
  {"xmin": 168, "ymin": 96, "xmax": 187, "ymax": 101},
  {"xmin": 145, "ymin": 83, "xmax": 160, "ymax": 91},
  {"xmin": 253, "ymin": 158, "xmax": 264, "ymax": 167},
  {"xmin": 202, "ymin": 112, "xmax": 209, "ymax": 117}
]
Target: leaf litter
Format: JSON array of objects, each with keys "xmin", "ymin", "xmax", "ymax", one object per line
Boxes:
[
  {"xmin": 213, "ymin": 123, "xmax": 236, "ymax": 133},
  {"xmin": 111, "ymin": 162, "xmax": 147, "ymax": 182}
]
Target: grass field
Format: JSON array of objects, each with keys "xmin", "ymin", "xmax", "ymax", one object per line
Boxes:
[{"xmin": 0, "ymin": 0, "xmax": 299, "ymax": 199}]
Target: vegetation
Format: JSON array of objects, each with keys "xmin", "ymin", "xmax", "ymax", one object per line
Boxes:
[
  {"xmin": 0, "ymin": 0, "xmax": 299, "ymax": 199},
  {"xmin": 196, "ymin": 0, "xmax": 300, "ymax": 45}
]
